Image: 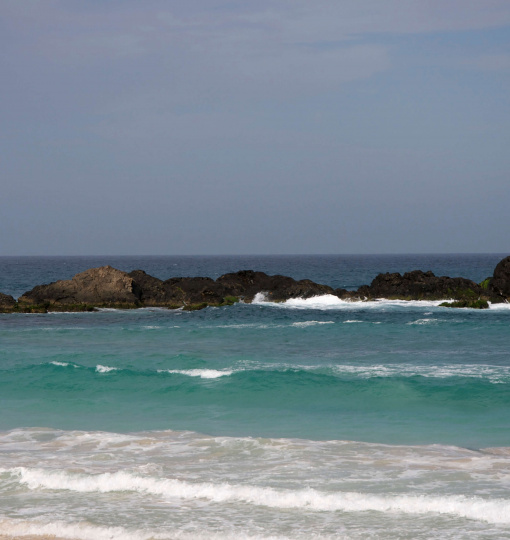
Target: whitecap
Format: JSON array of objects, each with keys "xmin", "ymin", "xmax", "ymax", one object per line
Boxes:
[
  {"xmin": 0, "ymin": 517, "xmax": 289, "ymax": 540},
  {"xmin": 488, "ymin": 302, "xmax": 510, "ymax": 310},
  {"xmin": 407, "ymin": 318, "xmax": 438, "ymax": 325},
  {"xmin": 329, "ymin": 363, "xmax": 510, "ymax": 383},
  {"xmin": 252, "ymin": 294, "xmax": 450, "ymax": 310},
  {"xmin": 158, "ymin": 369, "xmax": 234, "ymax": 379},
  {"xmin": 10, "ymin": 467, "xmax": 510, "ymax": 524},
  {"xmin": 291, "ymin": 321, "xmax": 334, "ymax": 327},
  {"xmin": 95, "ymin": 365, "xmax": 118, "ymax": 373}
]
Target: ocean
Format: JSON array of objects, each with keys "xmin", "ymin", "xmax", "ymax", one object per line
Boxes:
[{"xmin": 0, "ymin": 254, "xmax": 509, "ymax": 539}]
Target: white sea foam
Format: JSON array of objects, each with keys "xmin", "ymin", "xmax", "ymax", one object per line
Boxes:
[
  {"xmin": 329, "ymin": 363, "xmax": 510, "ymax": 383},
  {"xmin": 291, "ymin": 321, "xmax": 335, "ymax": 327},
  {"xmin": 95, "ymin": 365, "xmax": 118, "ymax": 373},
  {"xmin": 0, "ymin": 518, "xmax": 157, "ymax": 540},
  {"xmin": 252, "ymin": 292, "xmax": 269, "ymax": 303},
  {"xmin": 344, "ymin": 320, "xmax": 363, "ymax": 323},
  {"xmin": 407, "ymin": 318, "xmax": 439, "ymax": 325},
  {"xmin": 252, "ymin": 294, "xmax": 451, "ymax": 310},
  {"xmin": 281, "ymin": 295, "xmax": 352, "ymax": 309},
  {"xmin": 51, "ymin": 361, "xmax": 69, "ymax": 367},
  {"xmin": 156, "ymin": 362, "xmax": 510, "ymax": 383},
  {"xmin": 159, "ymin": 369, "xmax": 234, "ymax": 379},
  {"xmin": 214, "ymin": 323, "xmax": 269, "ymax": 329},
  {"xmin": 10, "ymin": 467, "xmax": 510, "ymax": 524},
  {"xmin": 488, "ymin": 302, "xmax": 510, "ymax": 310},
  {"xmin": 212, "ymin": 321, "xmax": 334, "ymax": 330},
  {"xmin": 0, "ymin": 518, "xmax": 291, "ymax": 540}
]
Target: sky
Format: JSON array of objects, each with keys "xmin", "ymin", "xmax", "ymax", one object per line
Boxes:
[{"xmin": 1, "ymin": 0, "xmax": 510, "ymax": 255}]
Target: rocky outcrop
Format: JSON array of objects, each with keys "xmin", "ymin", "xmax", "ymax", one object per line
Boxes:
[
  {"xmin": 18, "ymin": 266, "xmax": 141, "ymax": 308},
  {"xmin": 217, "ymin": 270, "xmax": 334, "ymax": 302},
  {"xmin": 162, "ymin": 277, "xmax": 230, "ymax": 307},
  {"xmin": 489, "ymin": 256, "xmax": 510, "ymax": 300},
  {"xmin": 3, "ymin": 255, "xmax": 510, "ymax": 313},
  {"xmin": 365, "ymin": 270, "xmax": 489, "ymax": 301},
  {"xmin": 128, "ymin": 270, "xmax": 167, "ymax": 305},
  {"xmin": 128, "ymin": 271, "xmax": 233, "ymax": 307},
  {"xmin": 0, "ymin": 292, "xmax": 16, "ymax": 312}
]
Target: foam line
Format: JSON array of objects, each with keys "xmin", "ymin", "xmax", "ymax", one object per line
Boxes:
[
  {"xmin": 0, "ymin": 518, "xmax": 288, "ymax": 540},
  {"xmin": 158, "ymin": 369, "xmax": 234, "ymax": 379},
  {"xmin": 252, "ymin": 294, "xmax": 451, "ymax": 310},
  {"xmin": 10, "ymin": 468, "xmax": 510, "ymax": 524}
]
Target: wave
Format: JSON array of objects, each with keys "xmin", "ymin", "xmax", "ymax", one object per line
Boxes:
[
  {"xmin": 0, "ymin": 517, "xmax": 290, "ymax": 540},
  {"xmin": 290, "ymin": 321, "xmax": 334, "ymax": 327},
  {"xmin": 488, "ymin": 302, "xmax": 510, "ymax": 310},
  {"xmin": 158, "ymin": 369, "xmax": 234, "ymax": 379},
  {"xmin": 210, "ymin": 321, "xmax": 335, "ymax": 329},
  {"xmin": 24, "ymin": 360, "xmax": 510, "ymax": 384},
  {"xmin": 95, "ymin": 365, "xmax": 118, "ymax": 373},
  {"xmin": 8, "ymin": 467, "xmax": 510, "ymax": 524},
  {"xmin": 406, "ymin": 318, "xmax": 438, "ymax": 325},
  {"xmin": 0, "ymin": 518, "xmax": 158, "ymax": 540},
  {"xmin": 252, "ymin": 294, "xmax": 451, "ymax": 310},
  {"xmin": 326, "ymin": 363, "xmax": 510, "ymax": 383},
  {"xmin": 252, "ymin": 294, "xmax": 510, "ymax": 311}
]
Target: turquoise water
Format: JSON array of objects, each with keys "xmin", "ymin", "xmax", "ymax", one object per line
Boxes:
[{"xmin": 1, "ymin": 254, "xmax": 509, "ymax": 539}]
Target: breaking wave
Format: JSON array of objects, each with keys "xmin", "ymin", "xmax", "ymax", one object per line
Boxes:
[
  {"xmin": 8, "ymin": 467, "xmax": 510, "ymax": 524},
  {"xmin": 158, "ymin": 369, "xmax": 234, "ymax": 379}
]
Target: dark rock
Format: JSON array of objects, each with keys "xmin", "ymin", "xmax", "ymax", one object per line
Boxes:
[
  {"xmin": 18, "ymin": 266, "xmax": 141, "ymax": 308},
  {"xmin": 335, "ymin": 287, "xmax": 369, "ymax": 300},
  {"xmin": 366, "ymin": 270, "xmax": 486, "ymax": 301},
  {"xmin": 489, "ymin": 256, "xmax": 510, "ymax": 300},
  {"xmin": 216, "ymin": 270, "xmax": 334, "ymax": 302},
  {"xmin": 440, "ymin": 299, "xmax": 489, "ymax": 309},
  {"xmin": 12, "ymin": 255, "xmax": 510, "ymax": 313},
  {"xmin": 129, "ymin": 270, "xmax": 168, "ymax": 305},
  {"xmin": 0, "ymin": 292, "xmax": 16, "ymax": 312},
  {"xmin": 163, "ymin": 277, "xmax": 229, "ymax": 306}
]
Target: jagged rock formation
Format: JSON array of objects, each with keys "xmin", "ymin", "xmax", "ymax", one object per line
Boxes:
[
  {"xmin": 0, "ymin": 292, "xmax": 16, "ymax": 312},
  {"xmin": 216, "ymin": 270, "xmax": 334, "ymax": 302},
  {"xmin": 362, "ymin": 270, "xmax": 495, "ymax": 302},
  {"xmin": 18, "ymin": 266, "xmax": 141, "ymax": 309},
  {"xmin": 1, "ymin": 255, "xmax": 509, "ymax": 313},
  {"xmin": 489, "ymin": 256, "xmax": 510, "ymax": 301}
]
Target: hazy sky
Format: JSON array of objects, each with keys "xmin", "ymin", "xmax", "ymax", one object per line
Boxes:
[{"xmin": 2, "ymin": 0, "xmax": 509, "ymax": 255}]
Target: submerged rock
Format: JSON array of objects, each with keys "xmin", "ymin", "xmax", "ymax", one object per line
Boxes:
[{"xmin": 440, "ymin": 299, "xmax": 490, "ymax": 309}]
